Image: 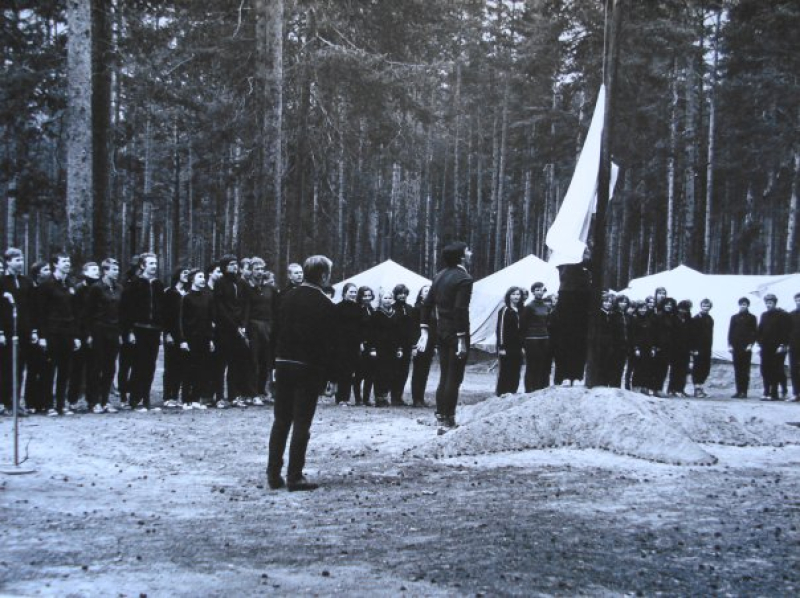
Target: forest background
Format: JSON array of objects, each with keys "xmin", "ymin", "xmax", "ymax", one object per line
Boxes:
[{"xmin": 1, "ymin": 0, "xmax": 798, "ymax": 288}]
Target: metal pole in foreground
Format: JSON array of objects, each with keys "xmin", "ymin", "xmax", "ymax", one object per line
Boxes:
[{"xmin": 2, "ymin": 293, "xmax": 35, "ymax": 475}]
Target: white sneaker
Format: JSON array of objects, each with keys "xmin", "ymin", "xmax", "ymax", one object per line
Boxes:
[
  {"xmin": 182, "ymin": 402, "xmax": 193, "ymax": 410},
  {"xmin": 47, "ymin": 408, "xmax": 59, "ymax": 417},
  {"xmin": 216, "ymin": 400, "xmax": 227, "ymax": 409},
  {"xmin": 68, "ymin": 403, "xmax": 79, "ymax": 412},
  {"xmin": 104, "ymin": 404, "xmax": 118, "ymax": 414},
  {"xmin": 0, "ymin": 405, "xmax": 5, "ymax": 416},
  {"xmin": 233, "ymin": 398, "xmax": 248, "ymax": 408},
  {"xmin": 150, "ymin": 407, "xmax": 161, "ymax": 412},
  {"xmin": 192, "ymin": 402, "xmax": 207, "ymax": 410},
  {"xmin": 252, "ymin": 397, "xmax": 265, "ymax": 406},
  {"xmin": 136, "ymin": 407, "xmax": 149, "ymax": 413},
  {"xmin": 63, "ymin": 409, "xmax": 75, "ymax": 416},
  {"xmin": 163, "ymin": 399, "xmax": 178, "ymax": 408},
  {"xmin": 92, "ymin": 404, "xmax": 105, "ymax": 414}
]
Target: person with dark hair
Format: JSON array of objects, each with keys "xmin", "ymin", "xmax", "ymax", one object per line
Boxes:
[
  {"xmin": 410, "ymin": 285, "xmax": 434, "ymax": 407},
  {"xmin": 22, "ymin": 260, "xmax": 51, "ymax": 413},
  {"xmin": 789, "ymin": 292, "xmax": 800, "ymax": 402},
  {"xmin": 354, "ymin": 286, "xmax": 376, "ymax": 406},
  {"xmin": 65, "ymin": 261, "xmax": 100, "ymax": 411},
  {"xmin": 372, "ymin": 289, "xmax": 403, "ymax": 407},
  {"xmin": 120, "ymin": 252, "xmax": 164, "ymax": 412},
  {"xmin": 116, "ymin": 256, "xmax": 141, "ymax": 410},
  {"xmin": 38, "ymin": 253, "xmax": 80, "ymax": 415},
  {"xmin": 417, "ymin": 241, "xmax": 473, "ymax": 431},
  {"xmin": 654, "ymin": 287, "xmax": 668, "ymax": 313},
  {"xmin": 214, "ymin": 255, "xmax": 249, "ymax": 408},
  {"xmin": 587, "ymin": 292, "xmax": 617, "ymax": 387},
  {"xmin": 651, "ymin": 297, "xmax": 677, "ymax": 396},
  {"xmin": 728, "ymin": 297, "xmax": 758, "ymax": 398},
  {"xmin": 757, "ymin": 294, "xmax": 791, "ymax": 401},
  {"xmin": 630, "ymin": 300, "xmax": 656, "ymax": 395},
  {"xmin": 668, "ymin": 300, "xmax": 694, "ymax": 397},
  {"xmin": 177, "ymin": 269, "xmax": 217, "ymax": 409},
  {"xmin": 495, "ymin": 286, "xmax": 523, "ymax": 395},
  {"xmin": 391, "ymin": 283, "xmax": 414, "ymax": 406},
  {"xmin": 243, "ymin": 257, "xmax": 278, "ymax": 404},
  {"xmin": 334, "ymin": 282, "xmax": 362, "ymax": 405},
  {"xmin": 162, "ymin": 266, "xmax": 190, "ymax": 409},
  {"xmin": 610, "ymin": 294, "xmax": 631, "ymax": 388},
  {"xmin": 552, "ymin": 252, "xmax": 592, "ymax": 385},
  {"xmin": 690, "ymin": 298, "xmax": 714, "ymax": 398},
  {"xmin": 267, "ymin": 255, "xmax": 337, "ymax": 492},
  {"xmin": 204, "ymin": 262, "xmax": 225, "ymax": 405},
  {"xmin": 520, "ymin": 282, "xmax": 551, "ymax": 392},
  {"xmin": 84, "ymin": 258, "xmax": 122, "ymax": 413},
  {"xmin": 1, "ymin": 248, "xmax": 38, "ymax": 415}
]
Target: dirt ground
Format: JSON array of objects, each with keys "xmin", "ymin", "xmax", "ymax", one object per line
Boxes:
[{"xmin": 2, "ymin": 360, "xmax": 800, "ymax": 597}]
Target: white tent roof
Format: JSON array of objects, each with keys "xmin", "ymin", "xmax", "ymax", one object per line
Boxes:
[
  {"xmin": 622, "ymin": 265, "xmax": 793, "ymax": 362},
  {"xmin": 754, "ymin": 273, "xmax": 800, "ymax": 308},
  {"xmin": 332, "ymin": 259, "xmax": 431, "ymax": 306},
  {"xmin": 470, "ymin": 254, "xmax": 561, "ymax": 352}
]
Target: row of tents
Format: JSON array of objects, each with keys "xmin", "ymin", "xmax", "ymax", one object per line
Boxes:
[{"xmin": 333, "ymin": 258, "xmax": 800, "ymax": 363}]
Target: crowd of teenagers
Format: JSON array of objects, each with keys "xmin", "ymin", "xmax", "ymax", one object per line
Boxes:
[
  {"xmin": 0, "ymin": 248, "xmax": 444, "ymax": 417},
  {"xmin": 495, "ymin": 281, "xmax": 800, "ymax": 402}
]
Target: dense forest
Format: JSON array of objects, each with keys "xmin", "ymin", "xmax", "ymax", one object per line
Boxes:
[{"xmin": 1, "ymin": 0, "xmax": 798, "ymax": 287}]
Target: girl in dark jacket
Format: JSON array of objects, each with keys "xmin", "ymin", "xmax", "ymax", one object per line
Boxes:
[
  {"xmin": 410, "ymin": 285, "xmax": 434, "ymax": 407},
  {"xmin": 630, "ymin": 301, "xmax": 656, "ymax": 394},
  {"xmin": 162, "ymin": 266, "xmax": 189, "ymax": 407},
  {"xmin": 610, "ymin": 295, "xmax": 631, "ymax": 388},
  {"xmin": 354, "ymin": 286, "xmax": 376, "ymax": 406},
  {"xmin": 372, "ymin": 290, "xmax": 403, "ymax": 407},
  {"xmin": 588, "ymin": 292, "xmax": 616, "ymax": 387},
  {"xmin": 652, "ymin": 297, "xmax": 677, "ymax": 396},
  {"xmin": 334, "ymin": 282, "xmax": 363, "ymax": 405},
  {"xmin": 495, "ymin": 286, "xmax": 524, "ymax": 395},
  {"xmin": 668, "ymin": 299, "xmax": 693, "ymax": 397},
  {"xmin": 391, "ymin": 284, "xmax": 414, "ymax": 406}
]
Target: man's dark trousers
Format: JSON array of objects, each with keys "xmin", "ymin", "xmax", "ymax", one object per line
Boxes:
[
  {"xmin": 130, "ymin": 326, "xmax": 160, "ymax": 408},
  {"xmin": 267, "ymin": 365, "xmax": 320, "ymax": 482},
  {"xmin": 88, "ymin": 327, "xmax": 120, "ymax": 408},
  {"xmin": 43, "ymin": 334, "xmax": 74, "ymax": 413},
  {"xmin": 524, "ymin": 338, "xmax": 551, "ymax": 392},
  {"xmin": 732, "ymin": 348, "xmax": 752, "ymax": 396},
  {"xmin": 435, "ymin": 335, "xmax": 468, "ymax": 418}
]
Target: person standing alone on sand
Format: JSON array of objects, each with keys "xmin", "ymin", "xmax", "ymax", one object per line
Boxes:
[{"xmin": 417, "ymin": 242, "xmax": 473, "ymax": 432}]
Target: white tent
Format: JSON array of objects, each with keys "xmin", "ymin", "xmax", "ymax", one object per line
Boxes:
[
  {"xmin": 332, "ymin": 259, "xmax": 431, "ymax": 306},
  {"xmin": 470, "ymin": 254, "xmax": 561, "ymax": 352},
  {"xmin": 622, "ymin": 265, "xmax": 792, "ymax": 361},
  {"xmin": 754, "ymin": 273, "xmax": 800, "ymax": 308}
]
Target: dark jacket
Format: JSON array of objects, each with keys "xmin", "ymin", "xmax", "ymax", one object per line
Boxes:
[
  {"xmin": 728, "ymin": 311, "xmax": 757, "ymax": 350},
  {"xmin": 496, "ymin": 305, "xmax": 522, "ymax": 354},
  {"xmin": 121, "ymin": 276, "xmax": 165, "ymax": 334},
  {"xmin": 393, "ymin": 301, "xmax": 415, "ymax": 350},
  {"xmin": 589, "ymin": 308, "xmax": 615, "ymax": 349},
  {"xmin": 790, "ymin": 309, "xmax": 800, "ymax": 350},
  {"xmin": 655, "ymin": 311, "xmax": 677, "ymax": 352},
  {"xmin": 243, "ymin": 282, "xmax": 277, "ymax": 327},
  {"xmin": 691, "ymin": 312, "xmax": 714, "ymax": 353},
  {"xmin": 335, "ymin": 300, "xmax": 363, "ymax": 367},
  {"xmin": 162, "ymin": 287, "xmax": 186, "ymax": 339},
  {"xmin": 213, "ymin": 274, "xmax": 246, "ymax": 331},
  {"xmin": 274, "ymin": 283, "xmax": 337, "ymax": 380},
  {"xmin": 758, "ymin": 308, "xmax": 791, "ymax": 348},
  {"xmin": 421, "ymin": 266, "xmax": 473, "ymax": 341},
  {"xmin": 630, "ymin": 312, "xmax": 655, "ymax": 352},
  {"xmin": 0, "ymin": 273, "xmax": 36, "ymax": 334},
  {"xmin": 372, "ymin": 307, "xmax": 403, "ymax": 359},
  {"xmin": 37, "ymin": 276, "xmax": 78, "ymax": 339},
  {"xmin": 177, "ymin": 290, "xmax": 216, "ymax": 344},
  {"xmin": 84, "ymin": 278, "xmax": 123, "ymax": 332}
]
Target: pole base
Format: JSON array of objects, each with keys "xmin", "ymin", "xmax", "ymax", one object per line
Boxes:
[{"xmin": 0, "ymin": 465, "xmax": 37, "ymax": 476}]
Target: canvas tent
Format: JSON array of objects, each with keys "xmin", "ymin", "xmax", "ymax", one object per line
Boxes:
[
  {"xmin": 622, "ymin": 265, "xmax": 793, "ymax": 361},
  {"xmin": 754, "ymin": 273, "xmax": 800, "ymax": 308},
  {"xmin": 470, "ymin": 254, "xmax": 561, "ymax": 352},
  {"xmin": 332, "ymin": 259, "xmax": 431, "ymax": 306}
]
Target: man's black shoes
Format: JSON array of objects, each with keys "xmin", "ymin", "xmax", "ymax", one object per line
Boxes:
[
  {"xmin": 267, "ymin": 474, "xmax": 285, "ymax": 490},
  {"xmin": 287, "ymin": 476, "xmax": 319, "ymax": 492}
]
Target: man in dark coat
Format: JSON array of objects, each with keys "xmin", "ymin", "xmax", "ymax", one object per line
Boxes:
[
  {"xmin": 758, "ymin": 293, "xmax": 791, "ymax": 401},
  {"xmin": 213, "ymin": 255, "xmax": 249, "ymax": 407},
  {"xmin": 690, "ymin": 299, "xmax": 714, "ymax": 398},
  {"xmin": 727, "ymin": 297, "xmax": 758, "ymax": 398},
  {"xmin": 789, "ymin": 292, "xmax": 800, "ymax": 402},
  {"xmin": 267, "ymin": 255, "xmax": 337, "ymax": 492},
  {"xmin": 417, "ymin": 241, "xmax": 473, "ymax": 431}
]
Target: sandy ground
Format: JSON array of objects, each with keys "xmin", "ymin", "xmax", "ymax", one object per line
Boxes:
[{"xmin": 2, "ymin": 360, "xmax": 800, "ymax": 597}]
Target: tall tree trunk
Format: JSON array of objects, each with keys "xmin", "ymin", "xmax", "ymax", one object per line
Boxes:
[
  {"xmin": 522, "ymin": 170, "xmax": 532, "ymax": 255},
  {"xmin": 139, "ymin": 115, "xmax": 152, "ymax": 252},
  {"xmin": 666, "ymin": 58, "xmax": 678, "ymax": 268},
  {"xmin": 171, "ymin": 120, "xmax": 180, "ymax": 269},
  {"xmin": 91, "ymin": 0, "xmax": 111, "ymax": 258},
  {"xmin": 452, "ymin": 60, "xmax": 463, "ymax": 240},
  {"xmin": 683, "ymin": 56, "xmax": 698, "ymax": 268},
  {"xmin": 493, "ymin": 81, "xmax": 509, "ymax": 271},
  {"xmin": 67, "ymin": 0, "xmax": 94, "ymax": 260},
  {"xmin": 786, "ymin": 148, "xmax": 799, "ymax": 271},
  {"xmin": 703, "ymin": 8, "xmax": 721, "ymax": 272}
]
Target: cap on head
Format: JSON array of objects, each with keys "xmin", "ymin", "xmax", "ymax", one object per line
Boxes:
[{"xmin": 442, "ymin": 241, "xmax": 467, "ymax": 267}]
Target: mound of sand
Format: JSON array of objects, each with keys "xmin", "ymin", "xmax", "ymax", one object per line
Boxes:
[{"xmin": 406, "ymin": 387, "xmax": 800, "ymax": 466}]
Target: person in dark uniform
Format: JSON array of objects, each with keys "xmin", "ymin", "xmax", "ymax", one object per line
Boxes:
[
  {"xmin": 67, "ymin": 261, "xmax": 100, "ymax": 410},
  {"xmin": 372, "ymin": 289, "xmax": 403, "ymax": 407},
  {"xmin": 690, "ymin": 299, "xmax": 714, "ymax": 398},
  {"xmin": 391, "ymin": 284, "xmax": 414, "ymax": 406},
  {"xmin": 1, "ymin": 248, "xmax": 38, "ymax": 415},
  {"xmin": 162, "ymin": 266, "xmax": 190, "ymax": 408},
  {"xmin": 757, "ymin": 293, "xmax": 791, "ymax": 401},
  {"xmin": 0, "ymin": 256, "xmax": 9, "ymax": 415},
  {"xmin": 610, "ymin": 294, "xmax": 631, "ymax": 389},
  {"xmin": 630, "ymin": 300, "xmax": 656, "ymax": 395},
  {"xmin": 38, "ymin": 252, "xmax": 81, "ymax": 416},
  {"xmin": 23, "ymin": 260, "xmax": 51, "ymax": 414},
  {"xmin": 788, "ymin": 292, "xmax": 800, "ymax": 402},
  {"xmin": 410, "ymin": 285, "xmax": 434, "ymax": 407},
  {"xmin": 495, "ymin": 286, "xmax": 523, "ymax": 396},
  {"xmin": 553, "ymin": 254, "xmax": 592, "ymax": 385},
  {"xmin": 587, "ymin": 292, "xmax": 616, "ymax": 388},
  {"xmin": 120, "ymin": 252, "xmax": 164, "ymax": 412},
  {"xmin": 116, "ymin": 257, "xmax": 141, "ymax": 409},
  {"xmin": 243, "ymin": 257, "xmax": 278, "ymax": 404},
  {"xmin": 266, "ymin": 255, "xmax": 337, "ymax": 492},
  {"xmin": 417, "ymin": 241, "xmax": 473, "ymax": 430},
  {"xmin": 213, "ymin": 255, "xmax": 249, "ymax": 408},
  {"xmin": 728, "ymin": 297, "xmax": 758, "ymax": 398},
  {"xmin": 668, "ymin": 300, "xmax": 694, "ymax": 397},
  {"xmin": 176, "ymin": 269, "xmax": 217, "ymax": 409},
  {"xmin": 652, "ymin": 297, "xmax": 677, "ymax": 397},
  {"xmin": 520, "ymin": 282, "xmax": 551, "ymax": 392},
  {"xmin": 84, "ymin": 258, "xmax": 122, "ymax": 413},
  {"xmin": 204, "ymin": 262, "xmax": 226, "ymax": 406},
  {"xmin": 354, "ymin": 286, "xmax": 376, "ymax": 406},
  {"xmin": 333, "ymin": 282, "xmax": 362, "ymax": 405}
]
